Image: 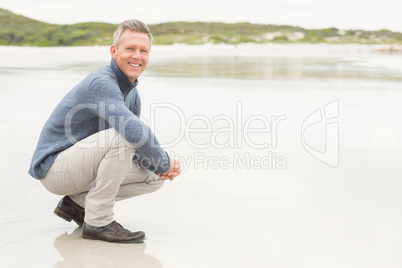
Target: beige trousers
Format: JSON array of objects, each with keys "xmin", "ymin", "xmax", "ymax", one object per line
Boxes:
[{"xmin": 41, "ymin": 128, "xmax": 164, "ymax": 227}]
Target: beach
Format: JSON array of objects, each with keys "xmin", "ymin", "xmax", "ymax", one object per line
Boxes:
[{"xmin": 0, "ymin": 43, "xmax": 402, "ymax": 267}]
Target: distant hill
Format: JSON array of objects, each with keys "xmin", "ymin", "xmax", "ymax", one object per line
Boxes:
[{"xmin": 1, "ymin": 8, "xmax": 402, "ymax": 46}]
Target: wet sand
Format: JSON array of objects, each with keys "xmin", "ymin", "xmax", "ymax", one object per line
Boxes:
[{"xmin": 1, "ymin": 44, "xmax": 402, "ymax": 267}]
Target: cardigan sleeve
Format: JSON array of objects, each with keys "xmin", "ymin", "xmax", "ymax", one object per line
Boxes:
[{"xmin": 88, "ymin": 77, "xmax": 170, "ymax": 174}]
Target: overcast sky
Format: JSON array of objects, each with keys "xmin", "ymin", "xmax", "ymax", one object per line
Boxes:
[{"xmin": 2, "ymin": 0, "xmax": 402, "ymax": 31}]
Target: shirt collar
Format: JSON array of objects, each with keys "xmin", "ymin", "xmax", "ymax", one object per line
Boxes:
[{"xmin": 110, "ymin": 58, "xmax": 138, "ymax": 95}]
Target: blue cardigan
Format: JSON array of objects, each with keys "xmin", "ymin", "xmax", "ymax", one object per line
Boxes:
[{"xmin": 29, "ymin": 58, "xmax": 170, "ymax": 179}]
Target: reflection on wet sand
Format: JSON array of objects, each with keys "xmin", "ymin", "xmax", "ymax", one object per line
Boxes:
[
  {"xmin": 146, "ymin": 56, "xmax": 402, "ymax": 81},
  {"xmin": 53, "ymin": 228, "xmax": 162, "ymax": 268}
]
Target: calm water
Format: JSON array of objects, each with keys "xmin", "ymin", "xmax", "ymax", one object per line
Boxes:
[
  {"xmin": 147, "ymin": 56, "xmax": 402, "ymax": 81},
  {"xmin": 1, "ymin": 45, "xmax": 402, "ymax": 267}
]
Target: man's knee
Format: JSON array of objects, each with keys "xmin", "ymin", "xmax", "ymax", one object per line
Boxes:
[{"xmin": 100, "ymin": 128, "xmax": 133, "ymax": 149}]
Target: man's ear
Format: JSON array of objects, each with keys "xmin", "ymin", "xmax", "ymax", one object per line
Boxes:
[{"xmin": 110, "ymin": 45, "xmax": 116, "ymax": 58}]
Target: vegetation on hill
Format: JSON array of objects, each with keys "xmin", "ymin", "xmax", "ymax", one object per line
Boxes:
[{"xmin": 1, "ymin": 8, "xmax": 402, "ymax": 46}]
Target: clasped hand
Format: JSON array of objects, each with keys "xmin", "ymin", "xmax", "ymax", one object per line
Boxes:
[{"xmin": 158, "ymin": 158, "xmax": 181, "ymax": 181}]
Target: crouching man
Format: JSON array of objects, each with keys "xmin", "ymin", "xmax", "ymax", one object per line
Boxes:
[{"xmin": 28, "ymin": 19, "xmax": 180, "ymax": 243}]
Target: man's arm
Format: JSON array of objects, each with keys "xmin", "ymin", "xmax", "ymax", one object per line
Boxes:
[{"xmin": 89, "ymin": 77, "xmax": 170, "ymax": 174}]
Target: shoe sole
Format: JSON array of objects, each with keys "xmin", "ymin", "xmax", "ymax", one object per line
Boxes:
[
  {"xmin": 82, "ymin": 233, "xmax": 146, "ymax": 243},
  {"xmin": 54, "ymin": 207, "xmax": 83, "ymax": 227}
]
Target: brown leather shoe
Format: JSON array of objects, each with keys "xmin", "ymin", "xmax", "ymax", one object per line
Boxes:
[
  {"xmin": 54, "ymin": 196, "xmax": 85, "ymax": 227},
  {"xmin": 82, "ymin": 221, "xmax": 146, "ymax": 243}
]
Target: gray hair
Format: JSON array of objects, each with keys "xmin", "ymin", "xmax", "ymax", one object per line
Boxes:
[{"xmin": 113, "ymin": 19, "xmax": 153, "ymax": 47}]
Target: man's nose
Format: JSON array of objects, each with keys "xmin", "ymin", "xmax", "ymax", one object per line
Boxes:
[{"xmin": 131, "ymin": 49, "xmax": 141, "ymax": 58}]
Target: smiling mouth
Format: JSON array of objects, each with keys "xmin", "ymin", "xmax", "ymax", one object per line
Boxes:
[{"xmin": 129, "ymin": 63, "xmax": 140, "ymax": 67}]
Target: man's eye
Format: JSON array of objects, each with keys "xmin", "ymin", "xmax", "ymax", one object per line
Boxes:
[
  {"xmin": 141, "ymin": 50, "xmax": 148, "ymax": 53},
  {"xmin": 126, "ymin": 48, "xmax": 132, "ymax": 50}
]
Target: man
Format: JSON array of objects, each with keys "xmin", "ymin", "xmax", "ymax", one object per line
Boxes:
[{"xmin": 28, "ymin": 19, "xmax": 180, "ymax": 243}]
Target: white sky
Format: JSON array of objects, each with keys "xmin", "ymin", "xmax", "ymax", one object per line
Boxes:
[{"xmin": 2, "ymin": 0, "xmax": 402, "ymax": 31}]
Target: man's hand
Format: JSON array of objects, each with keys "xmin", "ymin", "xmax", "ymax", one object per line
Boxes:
[{"xmin": 158, "ymin": 158, "xmax": 181, "ymax": 181}]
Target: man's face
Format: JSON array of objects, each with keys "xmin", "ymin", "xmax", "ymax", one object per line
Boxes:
[{"xmin": 110, "ymin": 30, "xmax": 151, "ymax": 83}]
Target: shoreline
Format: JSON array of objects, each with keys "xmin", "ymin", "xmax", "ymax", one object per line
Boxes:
[
  {"xmin": 1, "ymin": 43, "xmax": 402, "ymax": 53},
  {"xmin": 1, "ymin": 43, "xmax": 402, "ymax": 69}
]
